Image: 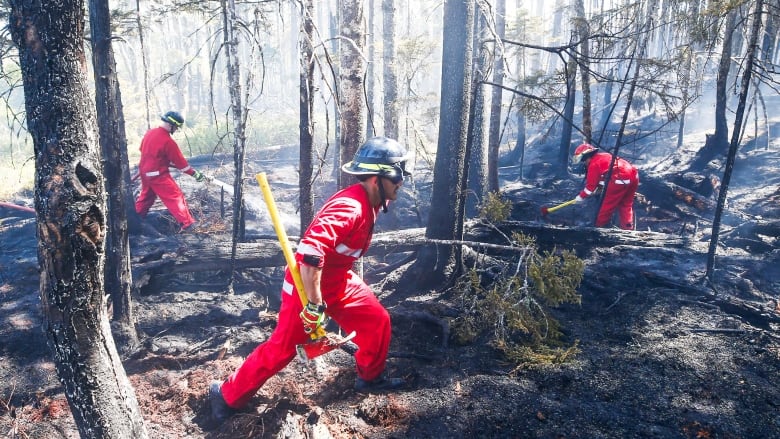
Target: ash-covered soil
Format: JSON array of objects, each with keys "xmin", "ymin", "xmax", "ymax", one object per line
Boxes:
[{"xmin": 1, "ymin": 140, "xmax": 779, "ymax": 438}]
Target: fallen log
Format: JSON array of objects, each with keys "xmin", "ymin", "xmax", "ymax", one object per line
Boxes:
[
  {"xmin": 131, "ymin": 240, "xmax": 288, "ymax": 284},
  {"xmin": 718, "ymin": 219, "xmax": 780, "ymax": 252},
  {"xmin": 131, "ymin": 220, "xmax": 694, "ymax": 283},
  {"xmin": 639, "ymin": 174, "xmax": 754, "ymax": 225},
  {"xmin": 483, "ymin": 220, "xmax": 689, "ymax": 249}
]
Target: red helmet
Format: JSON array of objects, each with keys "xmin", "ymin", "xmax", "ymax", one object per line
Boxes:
[{"xmin": 572, "ymin": 143, "xmax": 598, "ymax": 164}]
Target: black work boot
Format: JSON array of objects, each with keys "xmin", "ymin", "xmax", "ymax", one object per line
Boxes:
[
  {"xmin": 209, "ymin": 381, "xmax": 236, "ymax": 422},
  {"xmin": 354, "ymin": 374, "xmax": 406, "ymax": 392}
]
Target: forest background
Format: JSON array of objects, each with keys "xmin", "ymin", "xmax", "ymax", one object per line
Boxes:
[
  {"xmin": 2, "ymin": 0, "xmax": 767, "ymax": 198},
  {"xmin": 1, "ymin": 0, "xmax": 779, "ymax": 437}
]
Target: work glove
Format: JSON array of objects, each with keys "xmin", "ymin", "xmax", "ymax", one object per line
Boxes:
[
  {"xmin": 192, "ymin": 170, "xmax": 206, "ymax": 182},
  {"xmin": 299, "ymin": 302, "xmax": 327, "ymax": 336},
  {"xmin": 574, "ymin": 195, "xmax": 584, "ymax": 204}
]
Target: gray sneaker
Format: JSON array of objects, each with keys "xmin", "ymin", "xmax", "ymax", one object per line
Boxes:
[
  {"xmin": 354, "ymin": 374, "xmax": 405, "ymax": 392},
  {"xmin": 209, "ymin": 381, "xmax": 236, "ymax": 422}
]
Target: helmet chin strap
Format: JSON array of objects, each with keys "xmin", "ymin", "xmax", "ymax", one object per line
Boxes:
[{"xmin": 377, "ymin": 176, "xmax": 389, "ymax": 213}]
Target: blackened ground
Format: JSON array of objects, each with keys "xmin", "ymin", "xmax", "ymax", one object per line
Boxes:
[{"xmin": 1, "ymin": 140, "xmax": 779, "ymax": 438}]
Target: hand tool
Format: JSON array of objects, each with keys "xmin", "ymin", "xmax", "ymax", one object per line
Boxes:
[
  {"xmin": 540, "ymin": 198, "xmax": 577, "ymax": 216},
  {"xmin": 204, "ymin": 174, "xmax": 235, "ymax": 196}
]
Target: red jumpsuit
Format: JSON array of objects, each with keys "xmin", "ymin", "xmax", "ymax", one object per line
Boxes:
[
  {"xmin": 579, "ymin": 152, "xmax": 639, "ymax": 230},
  {"xmin": 220, "ymin": 183, "xmax": 391, "ymax": 409},
  {"xmin": 134, "ymin": 127, "xmax": 196, "ymax": 228}
]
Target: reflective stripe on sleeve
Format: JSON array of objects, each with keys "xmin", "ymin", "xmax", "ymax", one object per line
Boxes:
[
  {"xmin": 282, "ymin": 279, "xmax": 294, "ymax": 296},
  {"xmin": 296, "ymin": 242, "xmax": 322, "ymax": 256},
  {"xmin": 335, "ymin": 243, "xmax": 362, "ymax": 258},
  {"xmin": 145, "ymin": 171, "xmax": 160, "ymax": 177}
]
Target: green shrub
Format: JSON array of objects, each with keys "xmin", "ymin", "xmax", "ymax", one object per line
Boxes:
[
  {"xmin": 478, "ymin": 191, "xmax": 512, "ymax": 222},
  {"xmin": 451, "ymin": 231, "xmax": 583, "ymax": 366}
]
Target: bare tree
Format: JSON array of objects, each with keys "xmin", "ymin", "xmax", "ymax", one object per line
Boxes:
[
  {"xmin": 339, "ymin": 0, "xmax": 366, "ymax": 188},
  {"xmin": 410, "ymin": 0, "xmax": 474, "ymax": 287},
  {"xmin": 89, "ymin": 0, "xmax": 139, "ymax": 351},
  {"xmin": 366, "ymin": 0, "xmax": 376, "ymax": 137},
  {"xmin": 8, "ymin": 0, "xmax": 148, "ymax": 436},
  {"xmin": 299, "ymin": 0, "xmax": 316, "ymax": 229},
  {"xmin": 382, "ymin": 0, "xmax": 399, "ymax": 139},
  {"xmin": 135, "ymin": 0, "xmax": 152, "ymax": 128},
  {"xmin": 557, "ymin": 46, "xmax": 577, "ymax": 177},
  {"xmin": 221, "ymin": 0, "xmax": 249, "ymax": 294},
  {"xmin": 690, "ymin": 4, "xmax": 739, "ymax": 171},
  {"xmin": 706, "ymin": 0, "xmax": 765, "ymax": 279},
  {"xmin": 466, "ymin": 9, "xmax": 490, "ymax": 217},
  {"xmin": 573, "ymin": 0, "xmax": 592, "ymax": 142},
  {"xmin": 487, "ymin": 0, "xmax": 506, "ymax": 192}
]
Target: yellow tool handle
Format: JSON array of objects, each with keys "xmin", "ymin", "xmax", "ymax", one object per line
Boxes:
[
  {"xmin": 547, "ymin": 198, "xmax": 577, "ymax": 213},
  {"xmin": 256, "ymin": 172, "xmax": 325, "ymax": 339}
]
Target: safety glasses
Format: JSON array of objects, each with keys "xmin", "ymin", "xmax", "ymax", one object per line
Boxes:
[
  {"xmin": 387, "ymin": 172, "xmax": 404, "ymax": 185},
  {"xmin": 386, "ymin": 162, "xmax": 409, "ymax": 185}
]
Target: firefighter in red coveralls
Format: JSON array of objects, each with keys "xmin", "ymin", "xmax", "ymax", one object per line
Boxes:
[
  {"xmin": 571, "ymin": 143, "xmax": 639, "ymax": 230},
  {"xmin": 134, "ymin": 111, "xmax": 206, "ymax": 232},
  {"xmin": 209, "ymin": 137, "xmax": 410, "ymax": 422}
]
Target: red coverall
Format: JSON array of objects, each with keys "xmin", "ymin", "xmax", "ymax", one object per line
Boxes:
[
  {"xmin": 134, "ymin": 126, "xmax": 196, "ymax": 228},
  {"xmin": 220, "ymin": 183, "xmax": 391, "ymax": 409},
  {"xmin": 579, "ymin": 152, "xmax": 639, "ymax": 230}
]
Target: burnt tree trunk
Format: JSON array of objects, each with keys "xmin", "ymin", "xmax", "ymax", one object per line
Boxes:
[
  {"xmin": 382, "ymin": 0, "xmax": 399, "ymax": 139},
  {"xmin": 339, "ymin": 0, "xmax": 366, "ymax": 189},
  {"xmin": 557, "ymin": 49, "xmax": 577, "ymax": 177},
  {"xmin": 89, "ymin": 0, "xmax": 139, "ymax": 352},
  {"xmin": 299, "ymin": 0, "xmax": 316, "ymax": 230},
  {"xmin": 706, "ymin": 0, "xmax": 764, "ymax": 279},
  {"xmin": 466, "ymin": 11, "xmax": 490, "ymax": 218},
  {"xmin": 134, "ymin": 0, "xmax": 151, "ymax": 128},
  {"xmin": 690, "ymin": 6, "xmax": 738, "ymax": 171},
  {"xmin": 487, "ymin": 0, "xmax": 505, "ymax": 192},
  {"xmin": 221, "ymin": 0, "xmax": 248, "ymax": 293},
  {"xmin": 8, "ymin": 0, "xmax": 148, "ymax": 436},
  {"xmin": 574, "ymin": 0, "xmax": 592, "ymax": 143},
  {"xmin": 408, "ymin": 0, "xmax": 474, "ymax": 288}
]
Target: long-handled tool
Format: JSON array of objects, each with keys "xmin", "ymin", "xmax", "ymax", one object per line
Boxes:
[
  {"xmin": 256, "ymin": 173, "xmax": 356, "ymax": 361},
  {"xmin": 540, "ymin": 198, "xmax": 577, "ymax": 216},
  {"xmin": 204, "ymin": 174, "xmax": 235, "ymax": 196}
]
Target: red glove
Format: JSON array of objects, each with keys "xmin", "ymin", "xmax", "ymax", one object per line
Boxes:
[{"xmin": 299, "ymin": 302, "xmax": 327, "ymax": 336}]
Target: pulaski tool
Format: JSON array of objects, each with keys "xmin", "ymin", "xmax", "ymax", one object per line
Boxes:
[
  {"xmin": 540, "ymin": 198, "xmax": 578, "ymax": 216},
  {"xmin": 256, "ymin": 173, "xmax": 356, "ymax": 361}
]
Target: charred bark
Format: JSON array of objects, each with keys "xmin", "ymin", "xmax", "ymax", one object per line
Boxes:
[
  {"xmin": 690, "ymin": 7, "xmax": 738, "ymax": 171},
  {"xmin": 89, "ymin": 0, "xmax": 139, "ymax": 351},
  {"xmin": 299, "ymin": 0, "xmax": 316, "ymax": 230},
  {"xmin": 466, "ymin": 12, "xmax": 490, "ymax": 218},
  {"xmin": 486, "ymin": 0, "xmax": 505, "ymax": 192},
  {"xmin": 707, "ymin": 0, "xmax": 765, "ymax": 279},
  {"xmin": 9, "ymin": 0, "xmax": 148, "ymax": 436},
  {"xmin": 409, "ymin": 0, "xmax": 474, "ymax": 288},
  {"xmin": 382, "ymin": 0, "xmax": 399, "ymax": 139},
  {"xmin": 221, "ymin": 0, "xmax": 248, "ymax": 294},
  {"xmin": 338, "ymin": 0, "xmax": 366, "ymax": 189}
]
